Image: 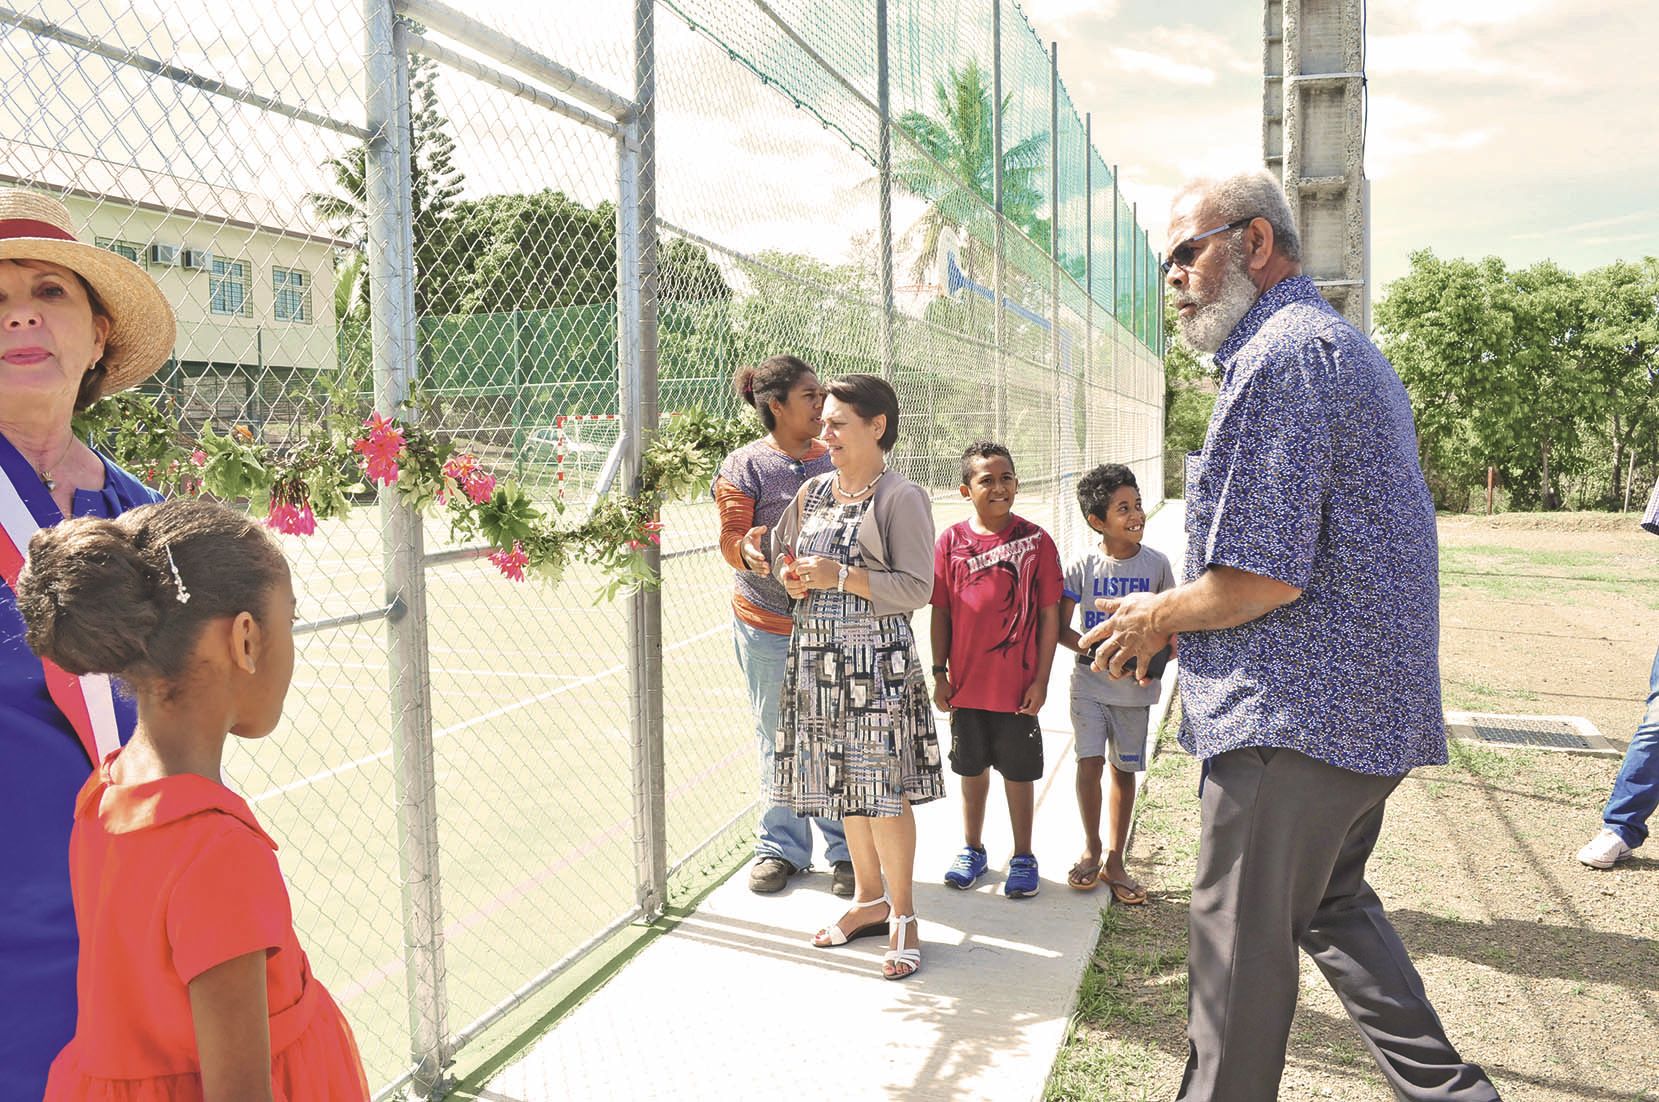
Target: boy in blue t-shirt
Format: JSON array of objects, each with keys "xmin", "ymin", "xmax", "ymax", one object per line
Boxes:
[{"xmin": 1060, "ymin": 465, "xmax": 1175, "ymax": 905}]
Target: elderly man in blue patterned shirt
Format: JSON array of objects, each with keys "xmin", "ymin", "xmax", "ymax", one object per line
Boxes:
[{"xmin": 1083, "ymin": 170, "xmax": 1498, "ymax": 1102}]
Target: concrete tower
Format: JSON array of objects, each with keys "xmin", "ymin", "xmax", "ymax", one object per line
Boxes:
[{"xmin": 1263, "ymin": 0, "xmax": 1369, "ymax": 331}]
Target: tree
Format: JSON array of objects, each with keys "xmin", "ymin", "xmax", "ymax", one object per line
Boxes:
[
  {"xmin": 1377, "ymin": 250, "xmax": 1659, "ymax": 511},
  {"xmin": 1577, "ymin": 259, "xmax": 1659, "ymax": 505},
  {"xmin": 1161, "ymin": 302, "xmax": 1216, "ymax": 499},
  {"xmin": 306, "ymin": 32, "xmax": 465, "ymax": 317},
  {"xmin": 1377, "ymin": 251, "xmax": 1525, "ymax": 508},
  {"xmin": 891, "ymin": 59, "xmax": 1048, "ymax": 284}
]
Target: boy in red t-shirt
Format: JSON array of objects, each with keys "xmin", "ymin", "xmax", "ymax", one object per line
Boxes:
[{"xmin": 930, "ymin": 442, "xmax": 1062, "ymax": 897}]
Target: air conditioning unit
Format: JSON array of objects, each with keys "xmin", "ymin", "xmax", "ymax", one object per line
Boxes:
[
  {"xmin": 147, "ymin": 243, "xmax": 179, "ymax": 267},
  {"xmin": 180, "ymin": 248, "xmax": 213, "ymax": 271}
]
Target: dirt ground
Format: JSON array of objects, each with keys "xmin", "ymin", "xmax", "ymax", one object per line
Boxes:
[{"xmin": 1048, "ymin": 514, "xmax": 1659, "ymax": 1102}]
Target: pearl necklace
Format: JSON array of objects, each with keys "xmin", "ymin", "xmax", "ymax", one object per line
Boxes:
[{"xmin": 834, "ymin": 466, "xmax": 887, "ymax": 498}]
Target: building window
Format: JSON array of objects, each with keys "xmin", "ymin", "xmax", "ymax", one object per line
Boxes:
[
  {"xmin": 95, "ymin": 236, "xmax": 143, "ymax": 263},
  {"xmin": 209, "ymin": 257, "xmax": 251, "ymax": 317},
  {"xmin": 273, "ymin": 266, "xmax": 311, "ymax": 323}
]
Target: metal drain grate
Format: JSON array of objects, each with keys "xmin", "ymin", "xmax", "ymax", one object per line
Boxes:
[{"xmin": 1444, "ymin": 712, "xmax": 1617, "ymax": 754}]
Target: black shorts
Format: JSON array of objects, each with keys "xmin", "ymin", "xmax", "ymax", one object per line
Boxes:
[{"xmin": 949, "ymin": 707, "xmax": 1044, "ymax": 782}]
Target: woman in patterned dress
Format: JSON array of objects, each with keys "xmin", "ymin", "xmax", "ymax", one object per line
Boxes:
[{"xmin": 771, "ymin": 373, "xmax": 943, "ymax": 980}]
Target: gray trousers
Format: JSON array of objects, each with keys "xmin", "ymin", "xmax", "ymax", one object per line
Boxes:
[{"xmin": 1176, "ymin": 747, "xmax": 1499, "ymax": 1102}]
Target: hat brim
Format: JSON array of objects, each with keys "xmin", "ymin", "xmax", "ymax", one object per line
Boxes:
[{"xmin": 0, "ymin": 238, "xmax": 177, "ymax": 397}]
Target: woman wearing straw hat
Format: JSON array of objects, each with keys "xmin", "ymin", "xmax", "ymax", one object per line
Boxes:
[{"xmin": 0, "ymin": 188, "xmax": 176, "ymax": 1097}]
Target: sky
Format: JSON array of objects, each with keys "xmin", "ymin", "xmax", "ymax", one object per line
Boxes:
[
  {"xmin": 6, "ymin": 0, "xmax": 1654, "ymax": 304},
  {"xmin": 1018, "ymin": 0, "xmax": 1659, "ymax": 291}
]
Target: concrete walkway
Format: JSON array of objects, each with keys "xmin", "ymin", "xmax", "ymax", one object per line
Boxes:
[{"xmin": 485, "ymin": 503, "xmax": 1187, "ymax": 1102}]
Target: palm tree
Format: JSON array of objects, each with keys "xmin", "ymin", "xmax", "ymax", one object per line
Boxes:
[
  {"xmin": 891, "ymin": 58, "xmax": 1048, "ymax": 284},
  {"xmin": 305, "ymin": 42, "xmax": 464, "ymax": 319}
]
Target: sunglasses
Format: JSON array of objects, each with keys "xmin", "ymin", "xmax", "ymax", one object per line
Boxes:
[{"xmin": 1160, "ymin": 218, "xmax": 1254, "ymax": 276}]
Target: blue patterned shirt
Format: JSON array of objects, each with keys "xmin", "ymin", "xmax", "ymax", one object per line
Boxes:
[{"xmin": 1178, "ymin": 275, "xmax": 1446, "ymax": 776}]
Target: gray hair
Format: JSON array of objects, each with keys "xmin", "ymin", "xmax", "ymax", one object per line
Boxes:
[{"xmin": 1173, "ymin": 170, "xmax": 1301, "ymax": 264}]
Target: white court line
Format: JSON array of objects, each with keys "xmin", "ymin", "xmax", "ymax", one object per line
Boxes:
[
  {"xmin": 293, "ymin": 660, "xmax": 584, "ymax": 683},
  {"xmin": 248, "ymin": 622, "xmax": 730, "ymax": 806}
]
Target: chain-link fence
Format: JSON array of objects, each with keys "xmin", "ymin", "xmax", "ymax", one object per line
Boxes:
[{"xmin": 3, "ymin": 0, "xmax": 1163, "ymax": 1095}]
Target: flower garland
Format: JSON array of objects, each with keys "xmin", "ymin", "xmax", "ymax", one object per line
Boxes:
[{"xmin": 73, "ymin": 390, "xmax": 761, "ymax": 596}]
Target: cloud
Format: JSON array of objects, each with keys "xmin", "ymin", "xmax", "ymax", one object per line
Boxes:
[
  {"xmin": 1363, "ymin": 94, "xmax": 1496, "ymax": 180},
  {"xmin": 1382, "ymin": 0, "xmax": 1566, "ymax": 31},
  {"xmin": 1106, "ymin": 47, "xmax": 1216, "ymax": 86}
]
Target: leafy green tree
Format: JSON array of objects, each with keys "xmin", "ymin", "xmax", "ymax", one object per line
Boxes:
[
  {"xmin": 1377, "ymin": 251, "xmax": 1524, "ymax": 508},
  {"xmin": 1577, "ymin": 258, "xmax": 1659, "ymax": 505},
  {"xmin": 892, "ymin": 59, "xmax": 1048, "ymax": 283},
  {"xmin": 307, "ymin": 36, "xmax": 465, "ymax": 318},
  {"xmin": 1161, "ymin": 302, "xmax": 1215, "ymax": 499}
]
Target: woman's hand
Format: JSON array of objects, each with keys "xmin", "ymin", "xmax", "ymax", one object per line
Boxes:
[
  {"xmin": 740, "ymin": 525, "xmax": 771, "ymax": 575},
  {"xmin": 793, "ymin": 555, "xmax": 840, "ymax": 591},
  {"xmin": 779, "ymin": 558, "xmax": 808, "ymax": 600}
]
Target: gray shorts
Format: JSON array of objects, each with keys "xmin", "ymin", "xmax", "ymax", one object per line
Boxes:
[{"xmin": 1070, "ymin": 696, "xmax": 1150, "ymax": 771}]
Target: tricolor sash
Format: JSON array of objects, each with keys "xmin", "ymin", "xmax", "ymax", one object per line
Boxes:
[{"xmin": 0, "ymin": 449, "xmax": 122, "ymax": 767}]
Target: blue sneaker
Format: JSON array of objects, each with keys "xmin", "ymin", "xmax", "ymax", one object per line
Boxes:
[
  {"xmin": 944, "ymin": 844, "xmax": 989, "ymax": 889},
  {"xmin": 1005, "ymin": 853, "xmax": 1040, "ymax": 898}
]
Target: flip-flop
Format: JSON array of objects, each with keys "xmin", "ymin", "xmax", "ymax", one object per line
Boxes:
[
  {"xmin": 1067, "ymin": 860, "xmax": 1102, "ymax": 890},
  {"xmin": 1106, "ymin": 878, "xmax": 1148, "ymax": 906}
]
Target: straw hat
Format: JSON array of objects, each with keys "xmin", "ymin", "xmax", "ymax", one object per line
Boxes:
[{"xmin": 0, "ymin": 188, "xmax": 177, "ymax": 396}]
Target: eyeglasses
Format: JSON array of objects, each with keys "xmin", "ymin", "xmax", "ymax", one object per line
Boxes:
[{"xmin": 1160, "ymin": 218, "xmax": 1254, "ymax": 276}]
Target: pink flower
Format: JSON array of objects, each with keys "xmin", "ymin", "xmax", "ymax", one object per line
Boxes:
[
  {"xmin": 190, "ymin": 449, "xmax": 207, "ymax": 468},
  {"xmin": 353, "ymin": 412, "xmax": 406, "ymax": 486},
  {"xmin": 489, "ymin": 541, "xmax": 529, "ymax": 582},
  {"xmin": 266, "ymin": 500, "xmax": 318, "ymax": 536},
  {"xmin": 465, "ymin": 469, "xmax": 497, "ymax": 504},
  {"xmin": 441, "ymin": 454, "xmax": 498, "ymax": 505},
  {"xmin": 625, "ymin": 539, "xmax": 646, "ymax": 552},
  {"xmin": 641, "ymin": 520, "xmax": 664, "ymax": 546}
]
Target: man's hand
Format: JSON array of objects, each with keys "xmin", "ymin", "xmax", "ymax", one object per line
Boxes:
[
  {"xmin": 1017, "ymin": 680, "xmax": 1046, "ymax": 715},
  {"xmin": 740, "ymin": 525, "xmax": 771, "ymax": 574},
  {"xmin": 1079, "ymin": 591, "xmax": 1170, "ymax": 686},
  {"xmin": 932, "ymin": 674, "xmax": 955, "ymax": 713}
]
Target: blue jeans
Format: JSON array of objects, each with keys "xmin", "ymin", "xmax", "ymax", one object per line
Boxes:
[
  {"xmin": 732, "ymin": 620, "xmax": 848, "ymax": 868},
  {"xmin": 1604, "ymin": 642, "xmax": 1659, "ymax": 849}
]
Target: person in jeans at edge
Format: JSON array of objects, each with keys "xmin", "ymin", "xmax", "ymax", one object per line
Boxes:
[
  {"xmin": 714, "ymin": 355, "xmax": 852, "ymax": 896},
  {"xmin": 1577, "ymin": 475, "xmax": 1659, "ymax": 869},
  {"xmin": 1081, "ymin": 169, "xmax": 1499, "ymax": 1102}
]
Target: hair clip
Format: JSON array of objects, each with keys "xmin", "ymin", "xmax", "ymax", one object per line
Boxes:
[{"xmin": 165, "ymin": 544, "xmax": 191, "ymax": 604}]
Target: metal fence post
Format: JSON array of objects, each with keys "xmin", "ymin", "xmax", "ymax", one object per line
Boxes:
[
  {"xmin": 991, "ymin": 0, "xmax": 1006, "ymax": 442},
  {"xmin": 1111, "ymin": 163, "xmax": 1121, "ymax": 466},
  {"xmin": 1048, "ymin": 41, "xmax": 1061, "ymax": 536},
  {"xmin": 364, "ymin": 2, "xmax": 450, "ymax": 1094},
  {"xmin": 1083, "ymin": 112, "xmax": 1093, "ymax": 474},
  {"xmin": 875, "ymin": 0, "xmax": 895, "ymax": 381},
  {"xmin": 621, "ymin": 0, "xmax": 668, "ymax": 921},
  {"xmin": 1132, "ymin": 201, "xmax": 1141, "ymax": 357}
]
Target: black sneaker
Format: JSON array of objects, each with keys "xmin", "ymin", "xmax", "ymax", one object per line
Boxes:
[
  {"xmin": 748, "ymin": 856, "xmax": 798, "ymax": 893},
  {"xmin": 830, "ymin": 860, "xmax": 856, "ymax": 898}
]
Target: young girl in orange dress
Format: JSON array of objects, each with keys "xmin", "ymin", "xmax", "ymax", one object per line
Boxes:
[{"xmin": 16, "ymin": 497, "xmax": 369, "ymax": 1101}]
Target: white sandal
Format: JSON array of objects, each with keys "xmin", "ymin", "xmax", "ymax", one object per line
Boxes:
[
  {"xmin": 883, "ymin": 913, "xmax": 921, "ymax": 980},
  {"xmin": 812, "ymin": 892, "xmax": 890, "ymax": 948}
]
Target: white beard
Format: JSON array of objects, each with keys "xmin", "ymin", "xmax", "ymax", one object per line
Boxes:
[{"xmin": 1175, "ymin": 257, "xmax": 1259, "ymax": 355}]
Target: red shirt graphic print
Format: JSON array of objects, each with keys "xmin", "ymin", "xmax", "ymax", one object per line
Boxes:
[{"xmin": 930, "ymin": 515, "xmax": 1062, "ymax": 713}]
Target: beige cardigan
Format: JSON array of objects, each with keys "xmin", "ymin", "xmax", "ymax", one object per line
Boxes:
[{"xmin": 769, "ymin": 468, "xmax": 936, "ymax": 618}]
